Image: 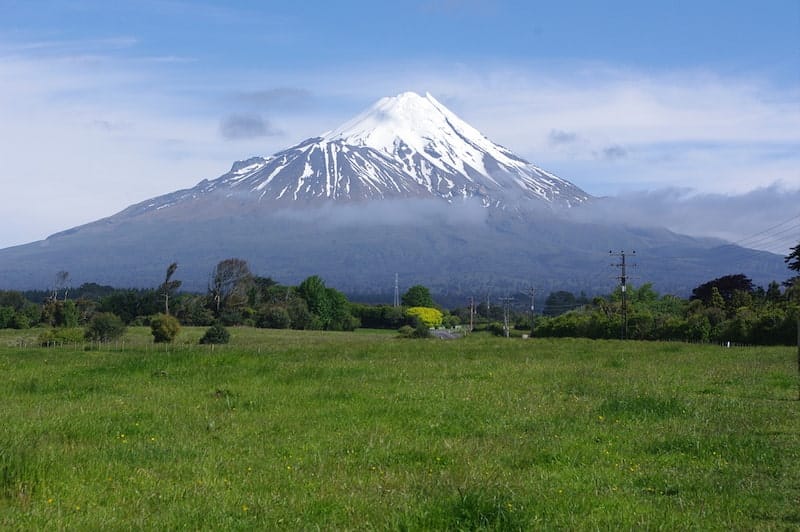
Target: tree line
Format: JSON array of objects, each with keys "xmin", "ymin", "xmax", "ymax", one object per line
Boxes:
[
  {"xmin": 2, "ymin": 242, "xmax": 798, "ymax": 346},
  {"xmin": 527, "ymin": 243, "xmax": 800, "ymax": 345},
  {"xmin": 0, "ymin": 258, "xmax": 452, "ymax": 343}
]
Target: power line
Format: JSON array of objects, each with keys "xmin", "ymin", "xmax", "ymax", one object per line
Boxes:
[
  {"xmin": 715, "ymin": 213, "xmax": 800, "ymax": 252},
  {"xmin": 731, "ymin": 213, "xmax": 800, "ymax": 246}
]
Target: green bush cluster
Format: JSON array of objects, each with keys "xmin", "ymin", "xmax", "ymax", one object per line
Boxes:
[
  {"xmin": 199, "ymin": 323, "xmax": 230, "ymax": 344},
  {"xmin": 84, "ymin": 312, "xmax": 126, "ymax": 342},
  {"xmin": 150, "ymin": 313, "xmax": 181, "ymax": 343},
  {"xmin": 38, "ymin": 327, "xmax": 85, "ymax": 346},
  {"xmin": 534, "ymin": 280, "xmax": 797, "ymax": 344}
]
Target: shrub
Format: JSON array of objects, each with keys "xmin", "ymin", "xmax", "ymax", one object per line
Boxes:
[
  {"xmin": 39, "ymin": 327, "xmax": 85, "ymax": 346},
  {"xmin": 150, "ymin": 313, "xmax": 180, "ymax": 343},
  {"xmin": 405, "ymin": 306, "xmax": 443, "ymax": 328},
  {"xmin": 200, "ymin": 323, "xmax": 230, "ymax": 345},
  {"xmin": 397, "ymin": 321, "xmax": 431, "ymax": 339},
  {"xmin": 413, "ymin": 320, "xmax": 431, "ymax": 338},
  {"xmin": 397, "ymin": 325, "xmax": 415, "ymax": 338},
  {"xmin": 85, "ymin": 312, "xmax": 126, "ymax": 342}
]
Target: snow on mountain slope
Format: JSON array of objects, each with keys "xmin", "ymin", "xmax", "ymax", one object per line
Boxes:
[{"xmin": 123, "ymin": 92, "xmax": 591, "ymax": 217}]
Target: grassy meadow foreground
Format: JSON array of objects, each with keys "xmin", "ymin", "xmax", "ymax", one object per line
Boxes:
[{"xmin": 1, "ymin": 328, "xmax": 798, "ymax": 530}]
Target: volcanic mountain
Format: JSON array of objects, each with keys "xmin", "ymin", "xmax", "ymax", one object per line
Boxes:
[
  {"xmin": 0, "ymin": 92, "xmax": 786, "ymax": 300},
  {"xmin": 122, "ymin": 91, "xmax": 589, "ymax": 219}
]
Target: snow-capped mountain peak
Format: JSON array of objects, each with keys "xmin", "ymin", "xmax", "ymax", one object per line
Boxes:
[
  {"xmin": 124, "ymin": 92, "xmax": 591, "ymax": 216},
  {"xmin": 322, "ymin": 91, "xmax": 523, "ymax": 179}
]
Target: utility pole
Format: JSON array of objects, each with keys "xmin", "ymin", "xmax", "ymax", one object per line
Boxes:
[
  {"xmin": 499, "ymin": 296, "xmax": 514, "ymax": 338},
  {"xmin": 610, "ymin": 251, "xmax": 635, "ymax": 340},
  {"xmin": 528, "ymin": 287, "xmax": 536, "ymax": 337},
  {"xmin": 393, "ymin": 273, "xmax": 399, "ymax": 308},
  {"xmin": 468, "ymin": 296, "xmax": 475, "ymax": 332}
]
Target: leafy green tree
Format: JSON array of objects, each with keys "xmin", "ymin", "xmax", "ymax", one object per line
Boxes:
[
  {"xmin": 70, "ymin": 282, "xmax": 116, "ymax": 301},
  {"xmin": 401, "ymin": 285, "xmax": 434, "ymax": 308},
  {"xmin": 295, "ymin": 276, "xmax": 357, "ymax": 330},
  {"xmin": 0, "ymin": 306, "xmax": 13, "ymax": 329},
  {"xmin": 691, "ymin": 274, "xmax": 754, "ymax": 305},
  {"xmin": 10, "ymin": 312, "xmax": 30, "ymax": 330},
  {"xmin": 765, "ymin": 281, "xmax": 783, "ymax": 303},
  {"xmin": 247, "ymin": 276, "xmax": 278, "ymax": 307},
  {"xmin": 685, "ymin": 314, "xmax": 712, "ymax": 342},
  {"xmin": 85, "ymin": 312, "xmax": 126, "ymax": 342},
  {"xmin": 99, "ymin": 289, "xmax": 160, "ymax": 324},
  {"xmin": 287, "ymin": 300, "xmax": 314, "ymax": 330},
  {"xmin": 326, "ymin": 287, "xmax": 359, "ymax": 331},
  {"xmin": 42, "ymin": 299, "xmax": 79, "ymax": 327},
  {"xmin": 350, "ymin": 304, "xmax": 406, "ymax": 329},
  {"xmin": 22, "ymin": 302, "xmax": 41, "ymax": 325},
  {"xmin": 0, "ymin": 291, "xmax": 27, "ymax": 311},
  {"xmin": 172, "ymin": 294, "xmax": 215, "ymax": 326},
  {"xmin": 728, "ymin": 289, "xmax": 754, "ymax": 316},
  {"xmin": 709, "ymin": 287, "xmax": 726, "ymax": 310},
  {"xmin": 150, "ymin": 313, "xmax": 180, "ymax": 343},
  {"xmin": 297, "ymin": 275, "xmax": 332, "ymax": 327}
]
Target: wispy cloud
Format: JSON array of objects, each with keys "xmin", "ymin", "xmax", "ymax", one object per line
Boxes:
[
  {"xmin": 599, "ymin": 145, "xmax": 627, "ymax": 160},
  {"xmin": 548, "ymin": 129, "xmax": 578, "ymax": 146},
  {"xmin": 219, "ymin": 113, "xmax": 281, "ymax": 140}
]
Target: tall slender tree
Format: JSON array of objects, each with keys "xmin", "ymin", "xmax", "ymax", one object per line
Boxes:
[
  {"xmin": 161, "ymin": 262, "xmax": 182, "ymax": 315},
  {"xmin": 401, "ymin": 285, "xmax": 434, "ymax": 308}
]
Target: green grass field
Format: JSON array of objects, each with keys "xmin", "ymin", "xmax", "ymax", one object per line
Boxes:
[{"xmin": 1, "ymin": 327, "xmax": 798, "ymax": 530}]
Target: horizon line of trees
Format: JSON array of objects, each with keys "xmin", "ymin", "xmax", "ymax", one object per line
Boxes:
[{"xmin": 1, "ymin": 242, "xmax": 798, "ymax": 346}]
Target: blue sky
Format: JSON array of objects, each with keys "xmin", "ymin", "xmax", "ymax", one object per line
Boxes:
[{"xmin": 0, "ymin": 0, "xmax": 798, "ymax": 250}]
